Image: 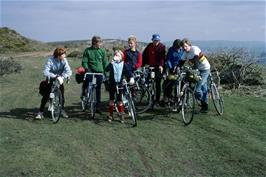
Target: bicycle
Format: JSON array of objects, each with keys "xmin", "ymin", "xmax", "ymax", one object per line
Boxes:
[
  {"xmin": 132, "ymin": 69, "xmax": 152, "ymax": 114},
  {"xmin": 81, "ymin": 72, "xmax": 104, "ymax": 119},
  {"xmin": 114, "ymin": 79, "xmax": 137, "ymax": 127},
  {"xmin": 208, "ymin": 69, "xmax": 224, "ymax": 115},
  {"xmin": 48, "ymin": 77, "xmax": 68, "ymax": 123},
  {"xmin": 164, "ymin": 66, "xmax": 199, "ymax": 125}
]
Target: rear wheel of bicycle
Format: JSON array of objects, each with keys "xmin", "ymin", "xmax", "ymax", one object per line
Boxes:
[
  {"xmin": 126, "ymin": 95, "xmax": 137, "ymax": 127},
  {"xmin": 210, "ymin": 83, "xmax": 224, "ymax": 115},
  {"xmin": 133, "ymin": 84, "xmax": 152, "ymax": 114},
  {"xmin": 181, "ymin": 86, "xmax": 195, "ymax": 126},
  {"xmin": 51, "ymin": 89, "xmax": 62, "ymax": 123}
]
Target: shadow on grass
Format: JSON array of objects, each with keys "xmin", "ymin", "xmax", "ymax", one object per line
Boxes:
[{"xmin": 0, "ymin": 101, "xmax": 215, "ymax": 127}]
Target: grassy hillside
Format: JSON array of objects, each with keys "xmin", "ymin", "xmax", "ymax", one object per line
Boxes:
[
  {"xmin": 0, "ymin": 27, "xmax": 52, "ymax": 53},
  {"xmin": 0, "ymin": 55, "xmax": 265, "ymax": 177}
]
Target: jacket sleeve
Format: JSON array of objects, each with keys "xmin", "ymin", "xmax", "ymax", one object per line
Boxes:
[
  {"xmin": 105, "ymin": 63, "xmax": 112, "ymax": 72},
  {"xmin": 43, "ymin": 58, "xmax": 56, "ymax": 79},
  {"xmin": 142, "ymin": 45, "xmax": 148, "ymax": 66},
  {"xmin": 62, "ymin": 59, "xmax": 72, "ymax": 79},
  {"xmin": 134, "ymin": 52, "xmax": 142, "ymax": 69},
  {"xmin": 159, "ymin": 44, "xmax": 166, "ymax": 67},
  {"xmin": 166, "ymin": 49, "xmax": 173, "ymax": 69},
  {"xmin": 102, "ymin": 49, "xmax": 109, "ymax": 71},
  {"xmin": 82, "ymin": 49, "xmax": 89, "ymax": 69}
]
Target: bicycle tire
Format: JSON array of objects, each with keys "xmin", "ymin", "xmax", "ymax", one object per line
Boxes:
[
  {"xmin": 89, "ymin": 86, "xmax": 96, "ymax": 119},
  {"xmin": 133, "ymin": 84, "xmax": 152, "ymax": 114},
  {"xmin": 50, "ymin": 88, "xmax": 62, "ymax": 123},
  {"xmin": 126, "ymin": 94, "xmax": 137, "ymax": 127},
  {"xmin": 181, "ymin": 86, "xmax": 195, "ymax": 126},
  {"xmin": 210, "ymin": 83, "xmax": 224, "ymax": 115}
]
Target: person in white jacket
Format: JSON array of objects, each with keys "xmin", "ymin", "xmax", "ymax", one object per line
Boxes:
[{"xmin": 36, "ymin": 48, "xmax": 72, "ymax": 119}]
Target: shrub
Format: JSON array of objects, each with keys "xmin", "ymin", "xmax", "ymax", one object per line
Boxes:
[
  {"xmin": 0, "ymin": 57, "xmax": 22, "ymax": 76},
  {"xmin": 207, "ymin": 48, "xmax": 265, "ymax": 88},
  {"xmin": 67, "ymin": 50, "xmax": 83, "ymax": 58}
]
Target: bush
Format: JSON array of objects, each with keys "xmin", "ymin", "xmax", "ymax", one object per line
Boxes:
[
  {"xmin": 207, "ymin": 48, "xmax": 265, "ymax": 88},
  {"xmin": 0, "ymin": 57, "xmax": 22, "ymax": 76},
  {"xmin": 67, "ymin": 50, "xmax": 83, "ymax": 58}
]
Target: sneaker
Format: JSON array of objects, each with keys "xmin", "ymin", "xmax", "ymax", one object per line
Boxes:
[
  {"xmin": 35, "ymin": 112, "xmax": 43, "ymax": 119},
  {"xmin": 107, "ymin": 115, "xmax": 113, "ymax": 122},
  {"xmin": 61, "ymin": 110, "xmax": 69, "ymax": 118},
  {"xmin": 120, "ymin": 114, "xmax": 125, "ymax": 124}
]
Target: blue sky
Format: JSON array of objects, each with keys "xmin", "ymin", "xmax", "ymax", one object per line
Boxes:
[{"xmin": 1, "ymin": 0, "xmax": 265, "ymax": 42}]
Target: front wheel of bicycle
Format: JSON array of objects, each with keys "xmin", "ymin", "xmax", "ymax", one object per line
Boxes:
[
  {"xmin": 181, "ymin": 86, "xmax": 195, "ymax": 126},
  {"xmin": 210, "ymin": 83, "xmax": 224, "ymax": 115},
  {"xmin": 50, "ymin": 89, "xmax": 62, "ymax": 123},
  {"xmin": 88, "ymin": 86, "xmax": 96, "ymax": 119},
  {"xmin": 133, "ymin": 84, "xmax": 152, "ymax": 114},
  {"xmin": 126, "ymin": 95, "xmax": 137, "ymax": 127}
]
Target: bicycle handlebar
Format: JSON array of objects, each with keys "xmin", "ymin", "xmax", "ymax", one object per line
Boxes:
[{"xmin": 83, "ymin": 72, "xmax": 104, "ymax": 80}]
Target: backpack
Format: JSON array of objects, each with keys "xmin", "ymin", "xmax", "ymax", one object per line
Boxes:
[{"xmin": 39, "ymin": 80, "xmax": 49, "ymax": 96}]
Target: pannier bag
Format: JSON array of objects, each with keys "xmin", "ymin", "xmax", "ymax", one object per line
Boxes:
[{"xmin": 39, "ymin": 80, "xmax": 49, "ymax": 96}]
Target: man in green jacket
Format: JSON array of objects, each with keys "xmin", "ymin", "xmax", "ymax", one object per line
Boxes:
[{"xmin": 82, "ymin": 36, "xmax": 108, "ymax": 113}]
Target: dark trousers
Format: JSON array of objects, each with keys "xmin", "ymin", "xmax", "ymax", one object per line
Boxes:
[
  {"xmin": 39, "ymin": 83, "xmax": 65, "ymax": 112},
  {"xmin": 155, "ymin": 68, "xmax": 162, "ymax": 102}
]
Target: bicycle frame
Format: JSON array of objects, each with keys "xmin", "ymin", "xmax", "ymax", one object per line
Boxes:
[
  {"xmin": 82, "ymin": 72, "xmax": 104, "ymax": 119},
  {"xmin": 48, "ymin": 78, "xmax": 63, "ymax": 123},
  {"xmin": 114, "ymin": 79, "xmax": 137, "ymax": 127}
]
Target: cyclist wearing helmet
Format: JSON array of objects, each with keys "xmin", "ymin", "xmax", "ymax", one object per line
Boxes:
[
  {"xmin": 180, "ymin": 38, "xmax": 211, "ymax": 113},
  {"xmin": 36, "ymin": 48, "xmax": 72, "ymax": 119},
  {"xmin": 82, "ymin": 36, "xmax": 109, "ymax": 113},
  {"xmin": 142, "ymin": 34, "xmax": 166, "ymax": 106}
]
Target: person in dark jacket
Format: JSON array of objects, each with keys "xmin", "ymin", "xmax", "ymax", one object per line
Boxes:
[
  {"xmin": 105, "ymin": 50, "xmax": 134, "ymax": 123},
  {"xmin": 123, "ymin": 35, "xmax": 142, "ymax": 73},
  {"xmin": 142, "ymin": 34, "xmax": 166, "ymax": 105}
]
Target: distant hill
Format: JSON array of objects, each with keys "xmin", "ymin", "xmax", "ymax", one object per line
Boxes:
[
  {"xmin": 164, "ymin": 40, "xmax": 266, "ymax": 64},
  {"xmin": 0, "ymin": 27, "xmax": 52, "ymax": 53}
]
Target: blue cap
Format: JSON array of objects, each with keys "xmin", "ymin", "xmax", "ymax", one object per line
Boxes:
[{"xmin": 152, "ymin": 34, "xmax": 160, "ymax": 41}]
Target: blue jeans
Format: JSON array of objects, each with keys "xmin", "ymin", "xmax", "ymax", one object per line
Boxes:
[{"xmin": 195, "ymin": 69, "xmax": 210, "ymax": 104}]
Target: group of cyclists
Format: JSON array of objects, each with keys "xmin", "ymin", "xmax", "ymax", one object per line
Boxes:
[{"xmin": 35, "ymin": 34, "xmax": 211, "ymax": 124}]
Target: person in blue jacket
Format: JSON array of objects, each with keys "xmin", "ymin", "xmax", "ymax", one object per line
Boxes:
[{"xmin": 162, "ymin": 39, "xmax": 184, "ymax": 106}]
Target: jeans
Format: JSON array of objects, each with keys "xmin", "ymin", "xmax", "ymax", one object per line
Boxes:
[{"xmin": 195, "ymin": 69, "xmax": 210, "ymax": 104}]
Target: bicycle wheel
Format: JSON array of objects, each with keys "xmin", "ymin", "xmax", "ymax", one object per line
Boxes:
[
  {"xmin": 181, "ymin": 86, "xmax": 195, "ymax": 125},
  {"xmin": 133, "ymin": 84, "xmax": 152, "ymax": 114},
  {"xmin": 88, "ymin": 87, "xmax": 96, "ymax": 119},
  {"xmin": 50, "ymin": 89, "xmax": 62, "ymax": 123},
  {"xmin": 126, "ymin": 94, "xmax": 137, "ymax": 127},
  {"xmin": 210, "ymin": 83, "xmax": 224, "ymax": 115}
]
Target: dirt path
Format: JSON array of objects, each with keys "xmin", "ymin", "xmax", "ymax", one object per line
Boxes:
[{"xmin": 0, "ymin": 51, "xmax": 52, "ymax": 59}]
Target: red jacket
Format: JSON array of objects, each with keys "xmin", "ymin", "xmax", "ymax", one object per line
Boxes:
[{"xmin": 142, "ymin": 43, "xmax": 166, "ymax": 67}]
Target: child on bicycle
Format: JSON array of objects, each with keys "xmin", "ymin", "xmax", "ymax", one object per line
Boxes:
[
  {"xmin": 105, "ymin": 50, "xmax": 134, "ymax": 123},
  {"xmin": 36, "ymin": 48, "xmax": 72, "ymax": 119}
]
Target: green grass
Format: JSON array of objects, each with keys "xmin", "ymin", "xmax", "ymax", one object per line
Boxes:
[{"xmin": 0, "ymin": 56, "xmax": 265, "ymax": 177}]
